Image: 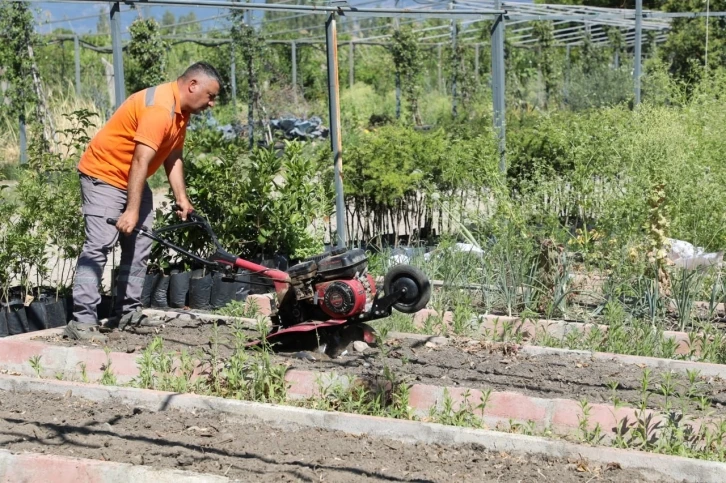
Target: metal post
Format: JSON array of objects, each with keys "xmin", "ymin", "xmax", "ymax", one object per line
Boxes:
[
  {"xmin": 230, "ymin": 44, "xmax": 237, "ymax": 112},
  {"xmin": 19, "ymin": 115, "xmax": 27, "ymax": 165},
  {"xmin": 326, "ymin": 14, "xmax": 346, "ymax": 247},
  {"xmin": 634, "ymin": 0, "xmax": 643, "ymax": 106},
  {"xmin": 292, "ymin": 41, "xmax": 298, "ymax": 104},
  {"xmin": 74, "ymin": 35, "xmax": 81, "ymax": 96},
  {"xmin": 395, "ymin": 71, "xmax": 401, "ymax": 119},
  {"xmin": 349, "ymin": 41, "xmax": 354, "ymax": 88},
  {"xmin": 450, "ymin": 4, "xmax": 457, "ymax": 118},
  {"xmin": 491, "ymin": 0, "xmax": 506, "ymax": 173},
  {"xmin": 614, "ymin": 50, "xmax": 620, "ymax": 69},
  {"xmin": 475, "ymin": 43, "xmax": 480, "ymax": 85},
  {"xmin": 437, "ymin": 44, "xmax": 443, "ymax": 92},
  {"xmin": 110, "ymin": 3, "xmax": 125, "ymax": 109},
  {"xmin": 564, "ymin": 45, "xmax": 570, "ymax": 102}
]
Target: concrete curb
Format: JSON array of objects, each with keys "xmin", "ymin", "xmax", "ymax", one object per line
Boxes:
[
  {"xmin": 1, "ymin": 375, "xmax": 724, "ymax": 483},
  {"xmin": 0, "ymin": 448, "xmax": 230, "ymax": 483}
]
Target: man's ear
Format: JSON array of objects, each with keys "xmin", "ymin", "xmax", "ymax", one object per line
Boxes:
[{"xmin": 188, "ymin": 79, "xmax": 198, "ymax": 92}]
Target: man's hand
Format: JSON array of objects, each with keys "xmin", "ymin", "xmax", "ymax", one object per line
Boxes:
[
  {"xmin": 116, "ymin": 210, "xmax": 139, "ymax": 235},
  {"xmin": 175, "ymin": 198, "xmax": 194, "ymax": 221}
]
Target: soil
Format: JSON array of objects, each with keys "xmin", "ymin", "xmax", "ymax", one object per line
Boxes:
[
  {"xmin": 35, "ymin": 317, "xmax": 726, "ymax": 417},
  {"xmin": 0, "ymin": 390, "xmax": 662, "ymax": 482}
]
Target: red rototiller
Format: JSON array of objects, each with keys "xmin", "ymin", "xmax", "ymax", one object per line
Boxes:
[{"xmin": 108, "ymin": 207, "xmax": 431, "ymax": 353}]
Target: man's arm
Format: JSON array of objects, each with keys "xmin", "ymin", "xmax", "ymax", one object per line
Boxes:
[
  {"xmin": 116, "ymin": 143, "xmax": 156, "ymax": 235},
  {"xmin": 164, "ymin": 149, "xmax": 194, "ymax": 220}
]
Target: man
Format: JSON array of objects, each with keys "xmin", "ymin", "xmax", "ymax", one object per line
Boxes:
[{"xmin": 66, "ymin": 62, "xmax": 221, "ymax": 339}]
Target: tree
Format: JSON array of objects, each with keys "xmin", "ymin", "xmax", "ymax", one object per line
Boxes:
[
  {"xmin": 391, "ymin": 27, "xmax": 423, "ymax": 125},
  {"xmin": 660, "ymin": 0, "xmax": 726, "ymax": 84},
  {"xmin": 161, "ymin": 10, "xmax": 175, "ymax": 35},
  {"xmin": 96, "ymin": 8, "xmax": 110, "ymax": 36},
  {"xmin": 125, "ymin": 18, "xmax": 168, "ymax": 94},
  {"xmin": 532, "ymin": 21, "xmax": 557, "ymax": 108},
  {"xmin": 0, "ymin": 2, "xmax": 40, "ymax": 126}
]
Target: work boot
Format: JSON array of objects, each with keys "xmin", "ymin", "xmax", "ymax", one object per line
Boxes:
[
  {"xmin": 104, "ymin": 309, "xmax": 164, "ymax": 332},
  {"xmin": 63, "ymin": 321, "xmax": 108, "ymax": 343}
]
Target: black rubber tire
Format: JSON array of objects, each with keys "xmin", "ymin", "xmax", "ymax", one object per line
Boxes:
[{"xmin": 383, "ymin": 265, "xmax": 431, "ymax": 314}]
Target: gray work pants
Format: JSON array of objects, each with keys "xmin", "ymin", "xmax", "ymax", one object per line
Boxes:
[{"xmin": 72, "ymin": 173, "xmax": 154, "ymax": 324}]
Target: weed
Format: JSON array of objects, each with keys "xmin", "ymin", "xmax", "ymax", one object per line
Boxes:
[
  {"xmin": 577, "ymin": 398, "xmax": 604, "ymax": 444},
  {"xmin": 310, "ymin": 367, "xmax": 414, "ymax": 420},
  {"xmin": 28, "ymin": 355, "xmax": 42, "ymax": 378},
  {"xmin": 216, "ymin": 298, "xmax": 261, "ymax": 319},
  {"xmin": 428, "ymin": 388, "xmax": 489, "ymax": 429},
  {"xmin": 77, "ymin": 362, "xmax": 89, "ymax": 383},
  {"xmin": 99, "ymin": 347, "xmax": 117, "ymax": 386}
]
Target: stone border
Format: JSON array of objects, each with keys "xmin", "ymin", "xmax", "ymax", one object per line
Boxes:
[{"xmin": 0, "ymin": 448, "xmax": 229, "ymax": 482}]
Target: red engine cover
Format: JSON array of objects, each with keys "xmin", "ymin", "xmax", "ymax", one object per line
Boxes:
[{"xmin": 316, "ymin": 276, "xmax": 375, "ymax": 319}]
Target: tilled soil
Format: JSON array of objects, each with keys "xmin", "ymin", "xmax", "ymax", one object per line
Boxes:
[
  {"xmin": 0, "ymin": 389, "xmax": 662, "ymax": 482},
  {"xmin": 36, "ymin": 317, "xmax": 726, "ymax": 416},
  {"xmin": 37, "ymin": 316, "xmax": 255, "ymax": 359}
]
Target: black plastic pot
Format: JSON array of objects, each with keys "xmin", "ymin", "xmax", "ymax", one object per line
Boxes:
[
  {"xmin": 97, "ymin": 295, "xmax": 113, "ymax": 320},
  {"xmin": 140, "ymin": 273, "xmax": 155, "ymax": 308},
  {"xmin": 169, "ymin": 270, "xmax": 191, "ymax": 309},
  {"xmin": 189, "ymin": 268, "xmax": 213, "ymax": 310},
  {"xmin": 210, "ymin": 272, "xmax": 250, "ymax": 309},
  {"xmin": 150, "ymin": 273, "xmax": 170, "ymax": 309},
  {"xmin": 63, "ymin": 294, "xmax": 74, "ymax": 323},
  {"xmin": 0, "ymin": 310, "xmax": 8, "ymax": 337},
  {"xmin": 4, "ymin": 303, "xmax": 29, "ymax": 335},
  {"xmin": 27, "ymin": 298, "xmax": 67, "ymax": 330}
]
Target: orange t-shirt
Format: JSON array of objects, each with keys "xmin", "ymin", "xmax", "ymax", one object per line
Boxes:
[{"xmin": 78, "ymin": 81, "xmax": 189, "ymax": 190}]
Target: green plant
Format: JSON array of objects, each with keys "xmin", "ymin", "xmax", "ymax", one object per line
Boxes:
[
  {"xmin": 428, "ymin": 388, "xmax": 491, "ymax": 429},
  {"xmin": 28, "ymin": 355, "xmax": 42, "ymax": 378},
  {"xmin": 155, "ymin": 141, "xmax": 328, "ymax": 262},
  {"xmin": 77, "ymin": 361, "xmax": 89, "ymax": 384},
  {"xmin": 310, "ymin": 368, "xmax": 414, "ymax": 421},
  {"xmin": 216, "ymin": 298, "xmax": 260, "ymax": 319},
  {"xmin": 577, "ymin": 398, "xmax": 604, "ymax": 444},
  {"xmin": 390, "ymin": 27, "xmax": 423, "ymax": 124},
  {"xmin": 125, "ymin": 18, "xmax": 168, "ymax": 94},
  {"xmin": 100, "ymin": 347, "xmax": 117, "ymax": 386}
]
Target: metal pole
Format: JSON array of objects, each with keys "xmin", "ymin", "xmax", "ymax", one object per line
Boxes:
[
  {"xmin": 395, "ymin": 71, "xmax": 401, "ymax": 119},
  {"xmin": 437, "ymin": 44, "xmax": 443, "ymax": 92},
  {"xmin": 326, "ymin": 14, "xmax": 346, "ymax": 247},
  {"xmin": 110, "ymin": 2, "xmax": 125, "ymax": 109},
  {"xmin": 634, "ymin": 0, "xmax": 642, "ymax": 106},
  {"xmin": 491, "ymin": 1, "xmax": 506, "ymax": 173},
  {"xmin": 74, "ymin": 34, "xmax": 81, "ymax": 96},
  {"xmin": 230, "ymin": 44, "xmax": 237, "ymax": 112},
  {"xmin": 450, "ymin": 3, "xmax": 457, "ymax": 118},
  {"xmin": 292, "ymin": 41, "xmax": 298, "ymax": 104},
  {"xmin": 349, "ymin": 41, "xmax": 354, "ymax": 88},
  {"xmin": 564, "ymin": 44, "xmax": 570, "ymax": 102},
  {"xmin": 475, "ymin": 43, "xmax": 480, "ymax": 85},
  {"xmin": 19, "ymin": 115, "xmax": 27, "ymax": 165}
]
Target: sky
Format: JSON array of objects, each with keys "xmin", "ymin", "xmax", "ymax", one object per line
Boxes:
[
  {"xmin": 29, "ymin": 0, "xmax": 533, "ymax": 38},
  {"xmin": 32, "ymin": 2, "xmax": 231, "ymax": 37}
]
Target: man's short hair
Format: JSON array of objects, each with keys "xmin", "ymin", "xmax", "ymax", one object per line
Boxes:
[{"xmin": 179, "ymin": 62, "xmax": 223, "ymax": 87}]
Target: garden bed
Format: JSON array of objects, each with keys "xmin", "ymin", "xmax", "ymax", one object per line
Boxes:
[
  {"xmin": 0, "ymin": 389, "xmax": 646, "ymax": 483},
  {"xmin": 31, "ymin": 315, "xmax": 726, "ymax": 418}
]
